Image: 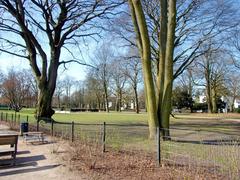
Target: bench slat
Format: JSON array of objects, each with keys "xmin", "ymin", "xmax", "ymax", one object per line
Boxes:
[
  {"xmin": 0, "ymin": 148, "xmax": 15, "ymax": 156},
  {"xmin": 0, "ymin": 134, "xmax": 18, "ymax": 165},
  {"xmin": 0, "ymin": 137, "xmax": 17, "ymax": 145}
]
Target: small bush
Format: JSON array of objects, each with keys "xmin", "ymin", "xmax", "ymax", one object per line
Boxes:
[
  {"xmin": 192, "ymin": 103, "xmax": 208, "ymax": 112},
  {"xmin": 234, "ymin": 108, "xmax": 240, "ymax": 113}
]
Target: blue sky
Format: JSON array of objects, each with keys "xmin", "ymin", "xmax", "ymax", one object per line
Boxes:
[
  {"xmin": 0, "ymin": 51, "xmax": 88, "ymax": 81},
  {"xmin": 0, "ymin": 33, "xmax": 99, "ymax": 81}
]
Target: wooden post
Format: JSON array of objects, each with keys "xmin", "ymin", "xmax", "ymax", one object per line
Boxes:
[
  {"xmin": 1, "ymin": 112, "xmax": 3, "ymax": 121},
  {"xmin": 102, "ymin": 122, "xmax": 106, "ymax": 153},
  {"xmin": 11, "ymin": 114, "xmax": 13, "ymax": 126},
  {"xmin": 6, "ymin": 113, "xmax": 8, "ymax": 122},
  {"xmin": 157, "ymin": 126, "xmax": 161, "ymax": 166},
  {"xmin": 51, "ymin": 120, "xmax": 54, "ymax": 136},
  {"xmin": 37, "ymin": 117, "xmax": 39, "ymax": 132},
  {"xmin": 71, "ymin": 121, "xmax": 74, "ymax": 142},
  {"xmin": 26, "ymin": 116, "xmax": 29, "ymax": 123},
  {"xmin": 14, "ymin": 113, "xmax": 16, "ymax": 125}
]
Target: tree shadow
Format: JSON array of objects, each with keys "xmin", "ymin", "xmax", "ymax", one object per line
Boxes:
[
  {"xmin": 171, "ymin": 138, "xmax": 240, "ymax": 146},
  {"xmin": 0, "ymin": 155, "xmax": 46, "ymax": 167},
  {"xmin": 0, "ymin": 154, "xmax": 61, "ymax": 177},
  {"xmin": 171, "ymin": 121, "xmax": 240, "ymax": 136},
  {"xmin": 17, "ymin": 150, "xmax": 31, "ymax": 155},
  {"xmin": 0, "ymin": 164, "xmax": 60, "ymax": 176}
]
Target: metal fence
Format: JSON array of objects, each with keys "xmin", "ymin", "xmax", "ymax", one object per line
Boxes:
[{"xmin": 0, "ymin": 111, "xmax": 239, "ymax": 178}]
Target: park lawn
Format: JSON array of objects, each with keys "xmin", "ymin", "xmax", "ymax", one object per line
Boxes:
[
  {"xmin": 53, "ymin": 112, "xmax": 149, "ymax": 124},
  {"xmin": 0, "ymin": 109, "xmax": 150, "ymax": 124},
  {"xmin": 1, "ymin": 109, "xmax": 239, "ymax": 174},
  {"xmin": 1, "ymin": 108, "xmax": 239, "ymax": 128}
]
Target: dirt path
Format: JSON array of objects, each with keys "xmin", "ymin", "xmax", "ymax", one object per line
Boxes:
[{"xmin": 0, "ymin": 125, "xmax": 83, "ymax": 180}]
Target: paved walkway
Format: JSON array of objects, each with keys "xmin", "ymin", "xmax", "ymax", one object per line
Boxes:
[{"xmin": 0, "ymin": 124, "xmax": 81, "ymax": 180}]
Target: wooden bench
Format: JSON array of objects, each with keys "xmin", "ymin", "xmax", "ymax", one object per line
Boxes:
[
  {"xmin": 0, "ymin": 134, "xmax": 18, "ymax": 165},
  {"xmin": 23, "ymin": 132, "xmax": 45, "ymax": 143}
]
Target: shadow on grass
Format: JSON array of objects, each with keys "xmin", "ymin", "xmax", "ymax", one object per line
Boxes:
[
  {"xmin": 170, "ymin": 139, "xmax": 240, "ymax": 146},
  {"xmin": 171, "ymin": 121, "xmax": 240, "ymax": 136}
]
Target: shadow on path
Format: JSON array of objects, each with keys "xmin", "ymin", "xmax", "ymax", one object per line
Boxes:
[
  {"xmin": 0, "ymin": 164, "xmax": 60, "ymax": 176},
  {"xmin": 0, "ymin": 155, "xmax": 46, "ymax": 167}
]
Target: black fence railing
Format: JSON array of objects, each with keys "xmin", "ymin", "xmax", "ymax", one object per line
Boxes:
[{"xmin": 0, "ymin": 111, "xmax": 240, "ymax": 178}]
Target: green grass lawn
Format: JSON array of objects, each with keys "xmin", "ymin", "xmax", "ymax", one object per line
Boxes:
[
  {"xmin": 1, "ymin": 108, "xmax": 239, "ymax": 175},
  {"xmin": 0, "ymin": 109, "xmax": 149, "ymax": 124},
  {"xmin": 1, "ymin": 108, "xmax": 240, "ymax": 133}
]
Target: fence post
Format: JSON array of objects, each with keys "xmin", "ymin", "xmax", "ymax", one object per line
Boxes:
[
  {"xmin": 37, "ymin": 120, "xmax": 39, "ymax": 131},
  {"xmin": 6, "ymin": 113, "xmax": 8, "ymax": 122},
  {"xmin": 71, "ymin": 121, "xmax": 74, "ymax": 142},
  {"xmin": 157, "ymin": 126, "xmax": 161, "ymax": 166},
  {"xmin": 14, "ymin": 113, "xmax": 16, "ymax": 125},
  {"xmin": 1, "ymin": 112, "xmax": 3, "ymax": 121},
  {"xmin": 102, "ymin": 122, "xmax": 106, "ymax": 153},
  {"xmin": 18, "ymin": 114, "xmax": 20, "ymax": 123},
  {"xmin": 26, "ymin": 116, "xmax": 29, "ymax": 123},
  {"xmin": 11, "ymin": 113, "xmax": 13, "ymax": 122},
  {"xmin": 51, "ymin": 120, "xmax": 54, "ymax": 136}
]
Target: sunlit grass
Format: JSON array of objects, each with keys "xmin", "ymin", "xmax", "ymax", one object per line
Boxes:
[{"xmin": 1, "ymin": 108, "xmax": 239, "ymax": 176}]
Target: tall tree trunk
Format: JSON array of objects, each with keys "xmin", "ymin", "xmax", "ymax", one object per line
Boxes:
[
  {"xmin": 205, "ymin": 56, "xmax": 213, "ymax": 113},
  {"xmin": 58, "ymin": 95, "xmax": 61, "ymax": 109},
  {"xmin": 157, "ymin": 0, "xmax": 167, "ymax": 128},
  {"xmin": 211, "ymin": 87, "xmax": 217, "ymax": 113},
  {"xmin": 230, "ymin": 97, "xmax": 235, "ymax": 112},
  {"xmin": 119, "ymin": 89, "xmax": 122, "ymax": 112},
  {"xmin": 96, "ymin": 95, "xmax": 101, "ymax": 110},
  {"xmin": 133, "ymin": 85, "xmax": 139, "ymax": 113},
  {"xmin": 37, "ymin": 87, "xmax": 55, "ymax": 118},
  {"xmin": 160, "ymin": 0, "xmax": 176, "ymax": 139},
  {"xmin": 115, "ymin": 94, "xmax": 119, "ymax": 111},
  {"xmin": 206, "ymin": 84, "xmax": 212, "ymax": 113},
  {"xmin": 103, "ymin": 82, "xmax": 109, "ymax": 112},
  {"xmin": 130, "ymin": 0, "xmax": 158, "ymax": 139}
]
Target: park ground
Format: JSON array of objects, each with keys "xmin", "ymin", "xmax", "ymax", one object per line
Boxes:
[
  {"xmin": 0, "ymin": 110, "xmax": 240, "ymax": 179},
  {"xmin": 0, "ymin": 124, "xmax": 227, "ymax": 180},
  {"xmin": 0, "ymin": 124, "xmax": 83, "ymax": 180}
]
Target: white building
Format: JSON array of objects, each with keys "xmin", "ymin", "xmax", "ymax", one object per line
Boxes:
[
  {"xmin": 199, "ymin": 95, "xmax": 207, "ymax": 103},
  {"xmin": 234, "ymin": 99, "xmax": 240, "ymax": 108}
]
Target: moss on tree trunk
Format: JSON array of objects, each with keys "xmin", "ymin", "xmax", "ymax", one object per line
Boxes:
[{"xmin": 36, "ymin": 88, "xmax": 55, "ymax": 118}]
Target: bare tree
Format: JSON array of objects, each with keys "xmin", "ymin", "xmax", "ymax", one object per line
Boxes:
[
  {"xmin": 91, "ymin": 44, "xmax": 114, "ymax": 112},
  {"xmin": 110, "ymin": 60, "xmax": 127, "ymax": 112},
  {"xmin": 54, "ymin": 79, "xmax": 65, "ymax": 109},
  {"xmin": 0, "ymin": 0, "xmax": 124, "ymax": 118},
  {"xmin": 62, "ymin": 76, "xmax": 75, "ymax": 109},
  {"xmin": 85, "ymin": 75, "xmax": 104, "ymax": 110},
  {"xmin": 225, "ymin": 74, "xmax": 240, "ymax": 112},
  {"xmin": 0, "ymin": 69, "xmax": 31, "ymax": 111},
  {"xmin": 124, "ymin": 56, "xmax": 142, "ymax": 113},
  {"xmin": 193, "ymin": 46, "xmax": 229, "ymax": 113},
  {"xmin": 72, "ymin": 80, "xmax": 85, "ymax": 109}
]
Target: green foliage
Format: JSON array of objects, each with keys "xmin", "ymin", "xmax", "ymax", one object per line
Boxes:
[
  {"xmin": 0, "ymin": 104, "xmax": 8, "ymax": 110},
  {"xmin": 192, "ymin": 103, "xmax": 208, "ymax": 112},
  {"xmin": 172, "ymin": 86, "xmax": 193, "ymax": 110},
  {"xmin": 216, "ymin": 97, "xmax": 226, "ymax": 111},
  {"xmin": 234, "ymin": 108, "xmax": 240, "ymax": 113}
]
